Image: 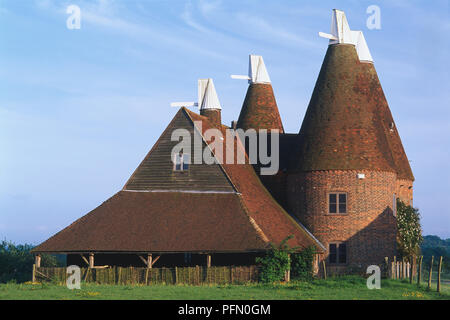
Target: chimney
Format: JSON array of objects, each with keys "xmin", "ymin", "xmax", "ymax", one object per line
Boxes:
[{"xmin": 198, "ymin": 78, "xmax": 222, "ymax": 127}]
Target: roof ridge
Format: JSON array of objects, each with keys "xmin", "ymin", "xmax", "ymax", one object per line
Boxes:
[
  {"xmin": 122, "ymin": 108, "xmax": 184, "ymax": 191},
  {"xmin": 183, "ymin": 107, "xmax": 240, "ymax": 193}
]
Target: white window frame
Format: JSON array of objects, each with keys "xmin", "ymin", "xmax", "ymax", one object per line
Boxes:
[{"xmin": 173, "ymin": 153, "xmax": 190, "ymax": 172}]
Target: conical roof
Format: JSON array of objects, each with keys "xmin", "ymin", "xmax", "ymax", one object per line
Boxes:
[
  {"xmin": 359, "ymin": 62, "xmax": 414, "ymax": 180},
  {"xmin": 292, "ymin": 43, "xmax": 413, "ymax": 180},
  {"xmin": 236, "ymin": 55, "xmax": 284, "ymax": 133}
]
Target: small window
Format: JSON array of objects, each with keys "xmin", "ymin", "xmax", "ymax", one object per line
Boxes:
[
  {"xmin": 329, "ymin": 242, "xmax": 347, "ymax": 264},
  {"xmin": 329, "ymin": 193, "xmax": 347, "ymax": 214},
  {"xmin": 184, "ymin": 253, "xmax": 192, "ymax": 264},
  {"xmin": 329, "ymin": 243, "xmax": 337, "ymax": 264},
  {"xmin": 173, "ymin": 153, "xmax": 190, "ymax": 172},
  {"xmin": 338, "ymin": 243, "xmax": 347, "ymax": 264}
]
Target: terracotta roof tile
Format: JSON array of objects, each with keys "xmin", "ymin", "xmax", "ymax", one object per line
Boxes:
[
  {"xmin": 237, "ymin": 83, "xmax": 284, "ymax": 133},
  {"xmin": 33, "ymin": 108, "xmax": 324, "ymax": 254},
  {"xmin": 292, "ymin": 44, "xmax": 413, "ymax": 181}
]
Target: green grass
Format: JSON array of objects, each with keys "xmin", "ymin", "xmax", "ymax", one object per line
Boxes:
[{"xmin": 0, "ymin": 276, "xmax": 449, "ymax": 300}]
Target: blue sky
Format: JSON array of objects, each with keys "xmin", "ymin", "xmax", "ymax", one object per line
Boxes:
[{"xmin": 0, "ymin": 0, "xmax": 449, "ymax": 244}]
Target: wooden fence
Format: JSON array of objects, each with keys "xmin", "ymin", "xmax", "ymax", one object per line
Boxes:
[
  {"xmin": 386, "ymin": 256, "xmax": 445, "ymax": 293},
  {"xmin": 33, "ymin": 265, "xmax": 259, "ymax": 286}
]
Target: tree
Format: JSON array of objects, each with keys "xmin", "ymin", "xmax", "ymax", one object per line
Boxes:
[
  {"xmin": 396, "ymin": 199, "xmax": 423, "ymax": 259},
  {"xmin": 0, "ymin": 240, "xmax": 62, "ymax": 283}
]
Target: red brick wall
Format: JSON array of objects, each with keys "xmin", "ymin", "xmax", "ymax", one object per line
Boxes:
[
  {"xmin": 396, "ymin": 179, "xmax": 413, "ymax": 206},
  {"xmin": 200, "ymin": 109, "xmax": 221, "ymax": 127},
  {"xmin": 287, "ymin": 170, "xmax": 399, "ymax": 272}
]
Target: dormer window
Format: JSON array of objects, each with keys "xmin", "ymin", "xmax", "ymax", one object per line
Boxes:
[{"xmin": 173, "ymin": 153, "xmax": 190, "ymax": 172}]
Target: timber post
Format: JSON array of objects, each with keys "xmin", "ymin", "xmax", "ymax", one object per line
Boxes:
[
  {"xmin": 147, "ymin": 254, "xmax": 153, "ymax": 269},
  {"xmin": 206, "ymin": 254, "xmax": 211, "ymax": 268},
  {"xmin": 35, "ymin": 254, "xmax": 41, "ymax": 268},
  {"xmin": 409, "ymin": 257, "xmax": 413, "ymax": 284},
  {"xmin": 32, "ymin": 263, "xmax": 36, "ymax": 283},
  {"xmin": 417, "ymin": 255, "xmax": 423, "ymax": 286},
  {"xmin": 437, "ymin": 256, "xmax": 443, "ymax": 293},
  {"xmin": 393, "ymin": 256, "xmax": 397, "ymax": 279},
  {"xmin": 285, "ymin": 253, "xmax": 291, "ymax": 282},
  {"xmin": 427, "ymin": 256, "xmax": 434, "ymax": 290},
  {"xmin": 89, "ymin": 253, "xmax": 94, "ymax": 268},
  {"xmin": 322, "ymin": 260, "xmax": 327, "ymax": 279},
  {"xmin": 384, "ymin": 257, "xmax": 389, "ymax": 278},
  {"xmin": 175, "ymin": 267, "xmax": 178, "ymax": 284}
]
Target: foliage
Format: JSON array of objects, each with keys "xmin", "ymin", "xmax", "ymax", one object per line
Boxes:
[
  {"xmin": 0, "ymin": 240, "xmax": 63, "ymax": 283},
  {"xmin": 396, "ymin": 199, "xmax": 423, "ymax": 259},
  {"xmin": 291, "ymin": 246, "xmax": 316, "ymax": 280},
  {"xmin": 421, "ymin": 235, "xmax": 450, "ymax": 273},
  {"xmin": 256, "ymin": 236, "xmax": 295, "ymax": 283}
]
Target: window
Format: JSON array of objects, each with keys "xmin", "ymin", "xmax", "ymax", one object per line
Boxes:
[
  {"xmin": 184, "ymin": 253, "xmax": 192, "ymax": 264},
  {"xmin": 328, "ymin": 192, "xmax": 347, "ymax": 214},
  {"xmin": 329, "ymin": 242, "xmax": 347, "ymax": 264},
  {"xmin": 173, "ymin": 153, "xmax": 190, "ymax": 172}
]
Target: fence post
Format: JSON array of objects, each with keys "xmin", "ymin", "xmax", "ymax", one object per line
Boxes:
[
  {"xmin": 407, "ymin": 261, "xmax": 411, "ymax": 282},
  {"xmin": 230, "ymin": 266, "xmax": 233, "ymax": 284},
  {"xmin": 384, "ymin": 257, "xmax": 389, "ymax": 278},
  {"xmin": 393, "ymin": 256, "xmax": 397, "ymax": 279},
  {"xmin": 417, "ymin": 255, "xmax": 423, "ymax": 286},
  {"xmin": 35, "ymin": 254, "xmax": 41, "ymax": 268},
  {"xmin": 175, "ymin": 267, "xmax": 178, "ymax": 284},
  {"xmin": 402, "ymin": 259, "xmax": 406, "ymax": 279},
  {"xmin": 32, "ymin": 264, "xmax": 36, "ymax": 282},
  {"xmin": 409, "ymin": 258, "xmax": 413, "ymax": 284},
  {"xmin": 437, "ymin": 256, "xmax": 442, "ymax": 293},
  {"xmin": 322, "ymin": 260, "xmax": 327, "ymax": 279},
  {"xmin": 427, "ymin": 256, "xmax": 434, "ymax": 290}
]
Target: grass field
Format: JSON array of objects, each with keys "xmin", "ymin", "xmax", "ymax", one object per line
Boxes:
[{"xmin": 0, "ymin": 276, "xmax": 449, "ymax": 300}]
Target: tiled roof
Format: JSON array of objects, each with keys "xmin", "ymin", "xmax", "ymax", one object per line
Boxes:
[
  {"xmin": 32, "ymin": 192, "xmax": 267, "ymax": 253},
  {"xmin": 291, "ymin": 44, "xmax": 413, "ymax": 180},
  {"xmin": 33, "ymin": 108, "xmax": 324, "ymax": 254},
  {"xmin": 236, "ymin": 83, "xmax": 284, "ymax": 133}
]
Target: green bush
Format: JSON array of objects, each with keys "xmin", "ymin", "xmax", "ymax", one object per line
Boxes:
[
  {"xmin": 256, "ymin": 247, "xmax": 290, "ymax": 283},
  {"xmin": 291, "ymin": 246, "xmax": 315, "ymax": 280},
  {"xmin": 256, "ymin": 236, "xmax": 295, "ymax": 283}
]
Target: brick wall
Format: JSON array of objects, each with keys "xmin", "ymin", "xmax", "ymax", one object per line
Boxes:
[
  {"xmin": 287, "ymin": 170, "xmax": 399, "ymax": 272},
  {"xmin": 396, "ymin": 178, "xmax": 414, "ymax": 206}
]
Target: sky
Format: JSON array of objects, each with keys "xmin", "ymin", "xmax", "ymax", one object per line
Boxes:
[{"xmin": 0, "ymin": 0, "xmax": 449, "ymax": 245}]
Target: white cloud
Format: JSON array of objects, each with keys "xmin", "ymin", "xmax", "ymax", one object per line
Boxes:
[
  {"xmin": 181, "ymin": 1, "xmax": 211, "ymax": 34},
  {"xmin": 235, "ymin": 12, "xmax": 319, "ymax": 49}
]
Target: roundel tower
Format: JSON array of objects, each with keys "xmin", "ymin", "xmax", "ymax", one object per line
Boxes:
[{"xmin": 287, "ymin": 10, "xmax": 414, "ymax": 273}]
